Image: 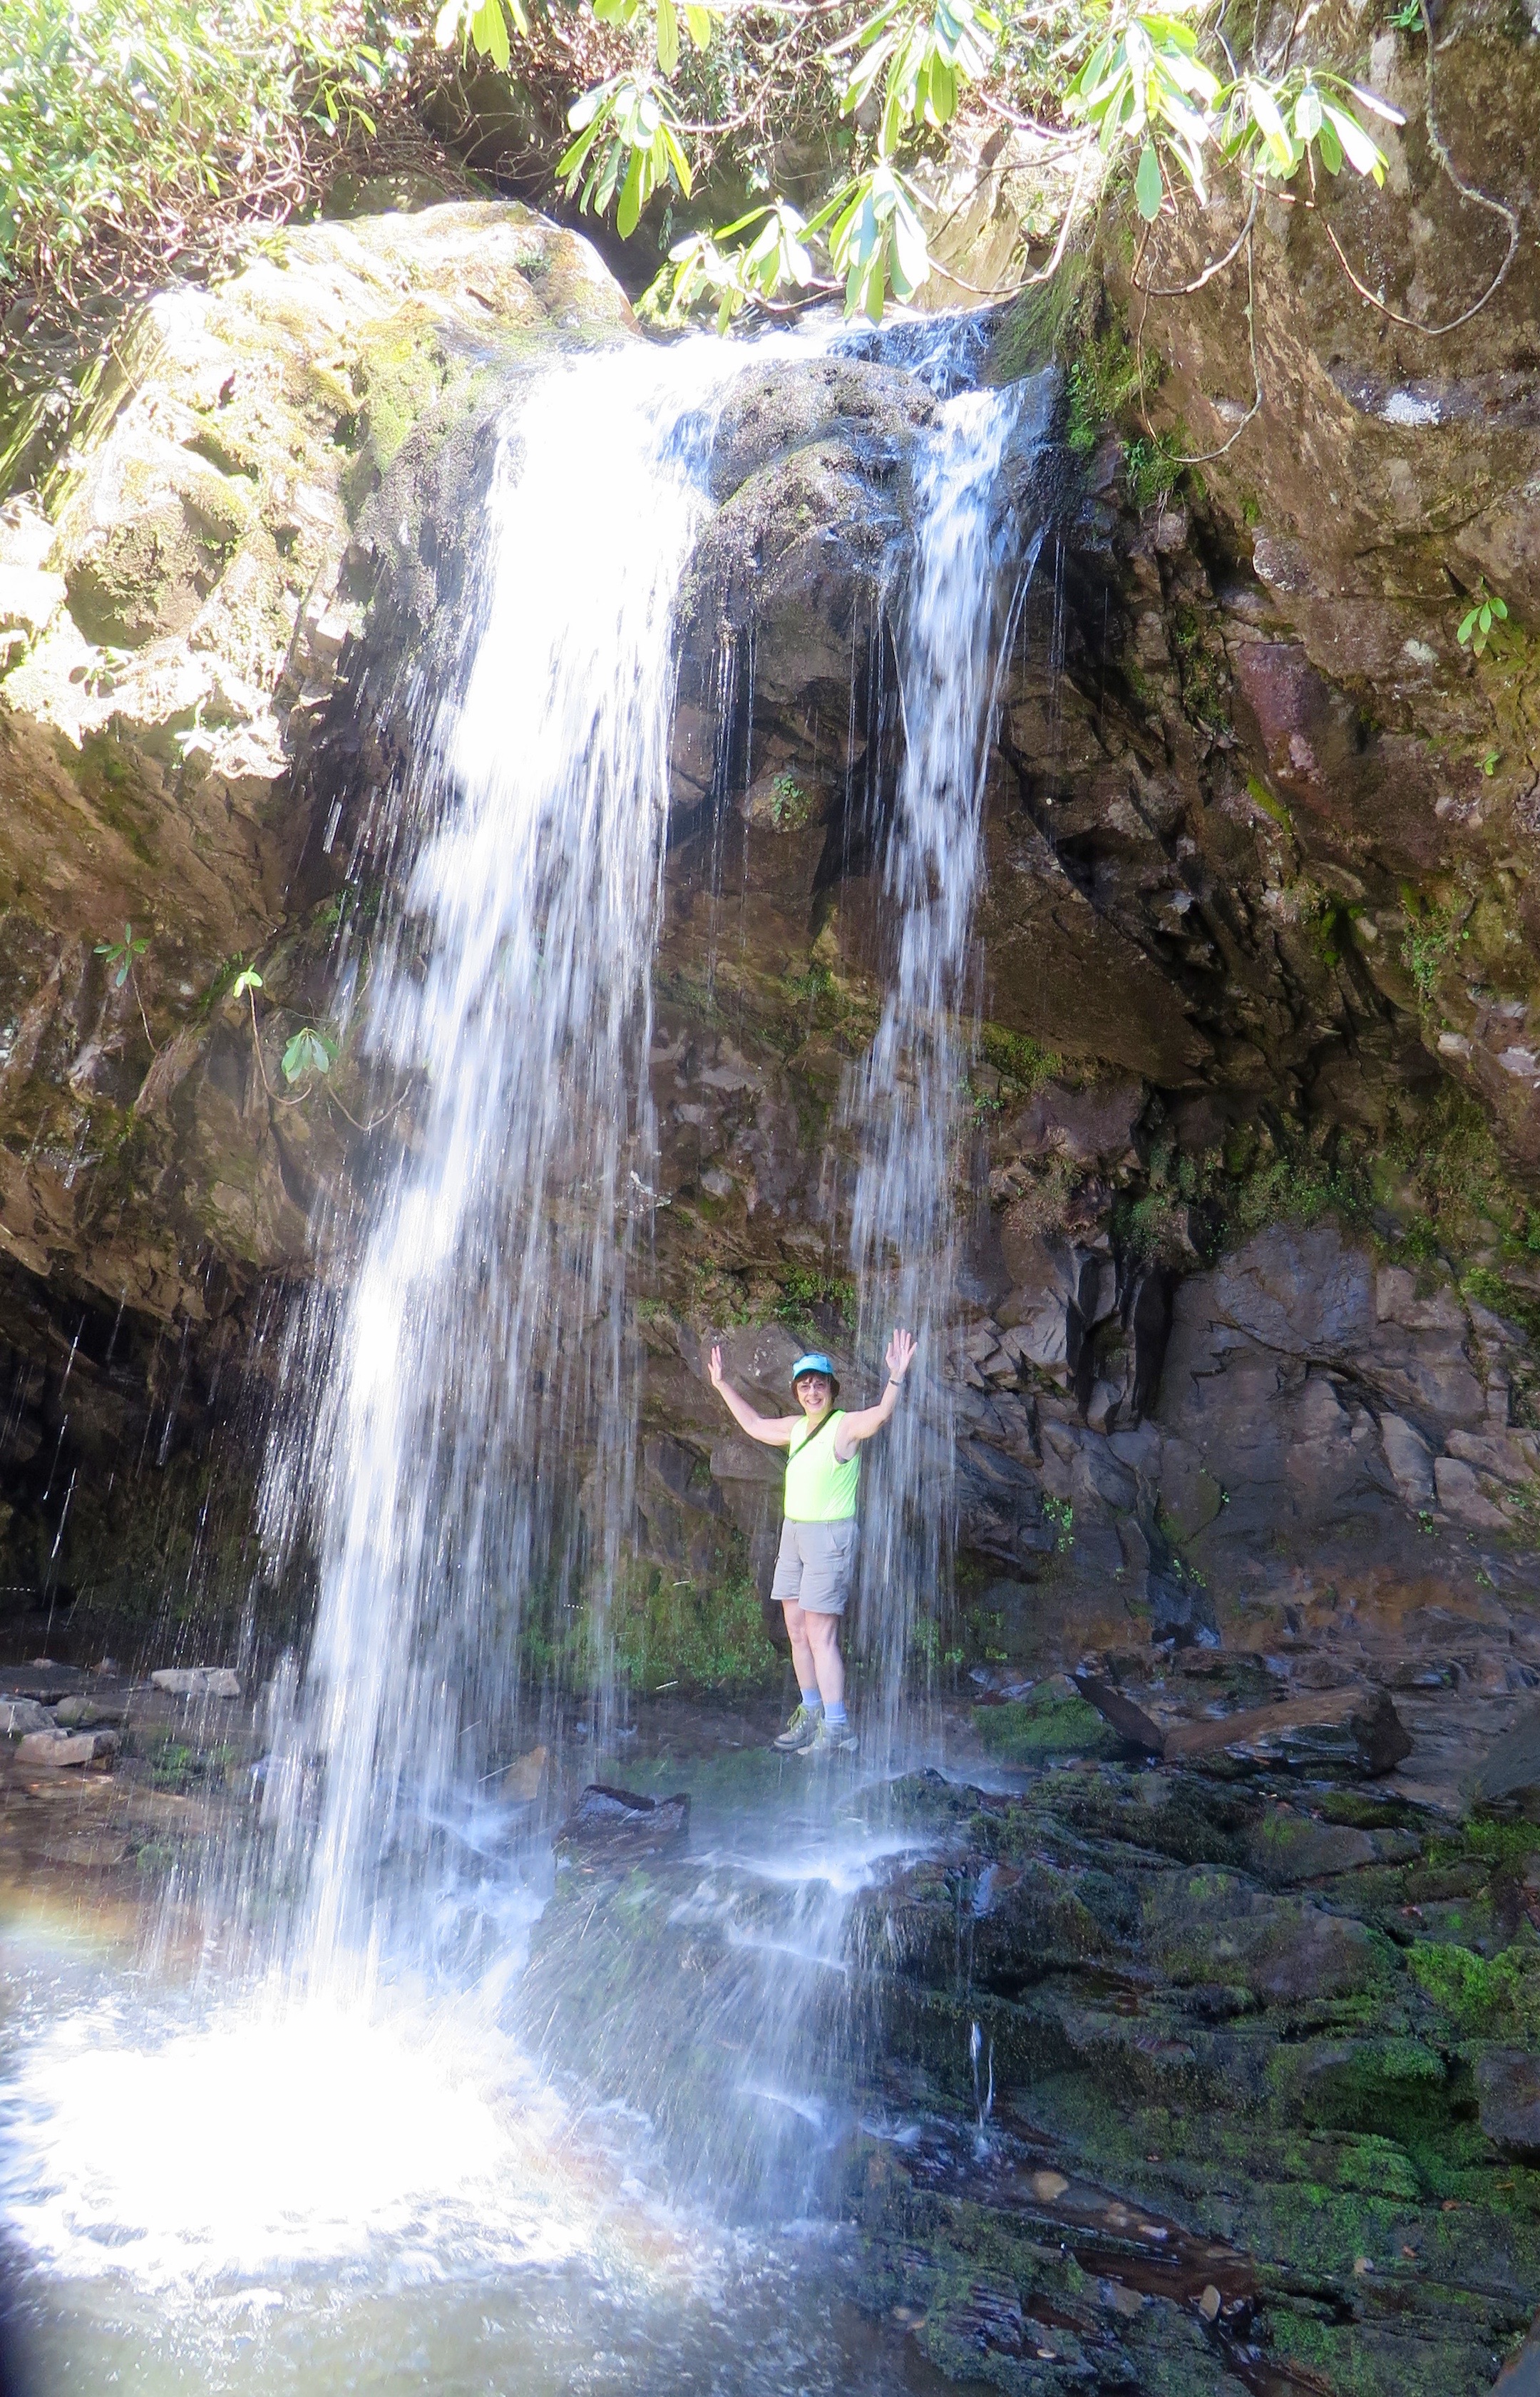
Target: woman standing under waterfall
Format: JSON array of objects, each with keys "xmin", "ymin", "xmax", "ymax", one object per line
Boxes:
[{"xmin": 707, "ymin": 1329, "xmax": 916, "ymax": 1759}]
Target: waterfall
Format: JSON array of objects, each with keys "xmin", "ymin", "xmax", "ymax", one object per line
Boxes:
[
  {"xmin": 847, "ymin": 367, "xmax": 1051, "ymax": 1757},
  {"xmin": 0, "ymin": 320, "xmax": 1076, "ymax": 2373},
  {"xmin": 242, "ymin": 328, "xmax": 1056, "ymax": 1976},
  {"xmin": 251, "ymin": 337, "xmax": 763, "ymax": 1990},
  {"xmin": 231, "ymin": 320, "xmax": 1054, "ymax": 1985}
]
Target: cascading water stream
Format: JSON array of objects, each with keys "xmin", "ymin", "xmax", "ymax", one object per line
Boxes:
[
  {"xmin": 0, "ymin": 318, "xmax": 1064, "ymax": 2384},
  {"xmin": 251, "ymin": 339, "xmax": 759, "ymax": 1993},
  {"xmin": 848, "ymin": 367, "xmax": 1052, "ymax": 1759}
]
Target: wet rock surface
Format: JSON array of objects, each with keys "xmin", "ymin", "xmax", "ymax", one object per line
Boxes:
[{"xmin": 518, "ymin": 1732, "xmax": 1540, "ymax": 2394}]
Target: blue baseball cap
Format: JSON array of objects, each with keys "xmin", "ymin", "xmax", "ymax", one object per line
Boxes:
[{"xmin": 791, "ymin": 1351, "xmax": 839, "ymax": 1394}]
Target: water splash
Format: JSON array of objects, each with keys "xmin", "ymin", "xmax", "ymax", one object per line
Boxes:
[
  {"xmin": 251, "ymin": 337, "xmax": 784, "ymax": 1995},
  {"xmin": 846, "ymin": 367, "xmax": 1054, "ymax": 1757}
]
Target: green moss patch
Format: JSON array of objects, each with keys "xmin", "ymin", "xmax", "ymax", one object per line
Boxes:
[{"xmin": 972, "ymin": 1685, "xmax": 1121, "ymax": 1763}]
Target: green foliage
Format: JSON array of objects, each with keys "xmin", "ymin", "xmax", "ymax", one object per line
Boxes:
[
  {"xmin": 522, "ymin": 1552, "xmax": 779, "ymax": 1692},
  {"xmin": 973, "ymin": 1683, "xmax": 1119, "ymax": 1760},
  {"xmin": 1064, "ymin": 322, "xmax": 1144, "ymax": 458},
  {"xmin": 560, "ymin": 73, "xmax": 694, "ymax": 237},
  {"xmin": 1042, "ymin": 1493, "xmax": 1074, "ymax": 1550},
  {"xmin": 231, "ymin": 967, "xmax": 264, "ymax": 999},
  {"xmin": 1169, "ymin": 601, "xmax": 1230, "ymax": 730},
  {"xmin": 1407, "ymin": 1940, "xmax": 1540, "ymax": 2039},
  {"xmin": 768, "ymin": 772, "xmax": 813, "ymax": 832},
  {"xmin": 1067, "ymin": 15, "xmax": 1396, "ymax": 210},
  {"xmin": 1399, "ymin": 899, "xmax": 1469, "ymax": 1004},
  {"xmin": 1456, "ymin": 577, "xmax": 1510, "ymax": 659},
  {"xmin": 0, "ymin": 0, "xmax": 406, "ymax": 292},
  {"xmin": 280, "ymin": 1024, "xmax": 337, "ymax": 1083},
  {"xmin": 1068, "ymin": 11, "xmax": 1221, "ymax": 203},
  {"xmin": 613, "ymin": 1562, "xmax": 779, "ymax": 1692},
  {"xmin": 1123, "ymin": 429, "xmax": 1184, "ymax": 511},
  {"xmin": 143, "ymin": 1733, "xmax": 234, "ymax": 1789},
  {"xmin": 785, "ymin": 961, "xmax": 838, "ymax": 1007},
  {"xmin": 93, "ymin": 921, "xmax": 147, "ymax": 991},
  {"xmin": 977, "ymin": 1022, "xmax": 1062, "ymax": 1095},
  {"xmin": 11, "ymin": 0, "xmax": 1411, "ymax": 337},
  {"xmin": 435, "ymin": 0, "xmax": 528, "ymax": 72},
  {"xmin": 774, "ymin": 1264, "xmax": 858, "ymax": 1330}
]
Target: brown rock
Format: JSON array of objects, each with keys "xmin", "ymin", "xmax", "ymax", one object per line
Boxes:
[
  {"xmin": 1072, "ymin": 1673, "xmax": 1166, "ymax": 1756},
  {"xmin": 1163, "ymin": 1686, "xmax": 1412, "ymax": 1779},
  {"xmin": 16, "ymin": 1730, "xmax": 98, "ymax": 1767}
]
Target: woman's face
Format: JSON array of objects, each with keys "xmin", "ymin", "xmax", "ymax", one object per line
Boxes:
[{"xmin": 795, "ymin": 1373, "xmax": 833, "ymax": 1418}]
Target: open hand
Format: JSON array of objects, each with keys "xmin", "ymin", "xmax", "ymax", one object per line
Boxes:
[
  {"xmin": 885, "ymin": 1327, "xmax": 916, "ymax": 1384},
  {"xmin": 708, "ymin": 1343, "xmax": 725, "ymax": 1389}
]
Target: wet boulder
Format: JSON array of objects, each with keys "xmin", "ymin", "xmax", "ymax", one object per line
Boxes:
[
  {"xmin": 555, "ymin": 1782, "xmax": 690, "ymax": 1860},
  {"xmin": 1163, "ymin": 1685, "xmax": 1412, "ymax": 1779}
]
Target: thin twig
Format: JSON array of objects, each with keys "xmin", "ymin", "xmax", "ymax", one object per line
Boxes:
[
  {"xmin": 326, "ymin": 1080, "xmax": 414, "ymax": 1135},
  {"xmin": 1320, "ymin": 0, "xmax": 1519, "ymax": 338},
  {"xmin": 1134, "ymin": 183, "xmax": 1258, "ymax": 298},
  {"xmin": 245, "ymin": 987, "xmax": 310, "ymax": 1110},
  {"xmin": 929, "ymin": 133, "xmax": 1096, "ymax": 301},
  {"xmin": 1167, "ymin": 228, "xmax": 1263, "ymax": 464},
  {"xmin": 128, "ymin": 965, "xmax": 159, "ymax": 1057}
]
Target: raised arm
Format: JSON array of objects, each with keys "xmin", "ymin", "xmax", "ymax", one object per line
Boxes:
[
  {"xmin": 833, "ymin": 1328, "xmax": 917, "ymax": 1457},
  {"xmin": 707, "ymin": 1344, "xmax": 801, "ymax": 1447}
]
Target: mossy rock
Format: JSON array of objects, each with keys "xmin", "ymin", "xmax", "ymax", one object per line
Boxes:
[{"xmin": 972, "ymin": 1685, "xmax": 1123, "ymax": 1762}]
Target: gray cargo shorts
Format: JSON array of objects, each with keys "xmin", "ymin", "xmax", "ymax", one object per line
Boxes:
[{"xmin": 771, "ymin": 1516, "xmax": 858, "ymax": 1615}]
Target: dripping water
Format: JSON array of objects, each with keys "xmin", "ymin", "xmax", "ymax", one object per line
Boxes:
[{"xmin": 845, "ymin": 361, "xmax": 1054, "ymax": 1760}]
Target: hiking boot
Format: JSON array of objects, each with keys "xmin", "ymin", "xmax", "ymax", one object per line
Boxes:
[
  {"xmin": 800, "ymin": 1718, "xmax": 858, "ymax": 1760},
  {"xmin": 772, "ymin": 1703, "xmax": 823, "ymax": 1753}
]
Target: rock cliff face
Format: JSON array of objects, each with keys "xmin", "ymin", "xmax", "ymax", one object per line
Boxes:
[
  {"xmin": 0, "ymin": 203, "xmax": 631, "ymax": 1638},
  {"xmin": 0, "ymin": 73, "xmax": 1537, "ymax": 1672}
]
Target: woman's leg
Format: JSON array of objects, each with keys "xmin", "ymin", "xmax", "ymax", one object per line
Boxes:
[
  {"xmin": 781, "ymin": 1600, "xmax": 818, "ymax": 1695},
  {"xmin": 802, "ymin": 1608, "xmax": 845, "ymax": 1709}
]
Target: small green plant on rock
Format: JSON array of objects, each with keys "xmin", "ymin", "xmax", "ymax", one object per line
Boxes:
[
  {"xmin": 1065, "ymin": 323, "xmax": 1144, "ymax": 459},
  {"xmin": 93, "ymin": 920, "xmax": 157, "ymax": 1050},
  {"xmin": 282, "ymin": 1026, "xmax": 337, "ymax": 1083},
  {"xmin": 1123, "ymin": 430, "xmax": 1184, "ymax": 513},
  {"xmin": 1042, "ymin": 1494, "xmax": 1074, "ymax": 1553},
  {"xmin": 95, "ymin": 922, "xmax": 146, "ymax": 990},
  {"xmin": 1399, "ymin": 900, "xmax": 1469, "ymax": 1004},
  {"xmin": 977, "ymin": 1023, "xmax": 1062, "ymax": 1098},
  {"xmin": 1456, "ymin": 578, "xmax": 1509, "ymax": 659},
  {"xmin": 768, "ymin": 772, "xmax": 813, "ymax": 832},
  {"xmin": 774, "ymin": 1264, "xmax": 857, "ymax": 1332}
]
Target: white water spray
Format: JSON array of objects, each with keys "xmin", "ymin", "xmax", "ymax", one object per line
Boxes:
[
  {"xmin": 848, "ymin": 369, "xmax": 1052, "ymax": 1753},
  {"xmin": 255, "ymin": 337, "xmax": 770, "ymax": 1990}
]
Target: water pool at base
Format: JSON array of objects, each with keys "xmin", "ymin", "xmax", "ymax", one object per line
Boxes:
[{"xmin": 0, "ymin": 1780, "xmax": 948, "ymax": 2397}]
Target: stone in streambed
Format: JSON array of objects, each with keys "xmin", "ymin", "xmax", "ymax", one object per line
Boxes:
[
  {"xmin": 16, "ymin": 1729, "xmax": 102, "ymax": 1767},
  {"xmin": 54, "ymin": 1695, "xmax": 126, "ymax": 1728},
  {"xmin": 555, "ymin": 1783, "xmax": 689, "ymax": 1859},
  {"xmin": 0, "ymin": 1699, "xmax": 53, "ymax": 1736},
  {"xmin": 1244, "ymin": 1802, "xmax": 1421, "ymax": 1885},
  {"xmin": 150, "ymin": 1667, "xmax": 241, "ymax": 1699},
  {"xmin": 1072, "ymin": 1672, "xmax": 1166, "ymax": 1755},
  {"xmin": 972, "ymin": 1680, "xmax": 1122, "ymax": 1763}
]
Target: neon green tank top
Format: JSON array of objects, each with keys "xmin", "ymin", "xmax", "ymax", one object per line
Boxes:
[{"xmin": 784, "ymin": 1410, "xmax": 859, "ymax": 1523}]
